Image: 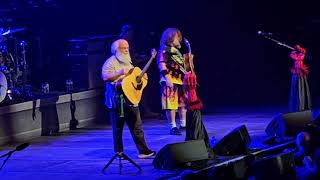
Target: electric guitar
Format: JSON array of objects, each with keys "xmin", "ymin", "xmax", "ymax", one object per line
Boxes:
[{"xmin": 121, "ymin": 49, "xmax": 157, "ymax": 104}]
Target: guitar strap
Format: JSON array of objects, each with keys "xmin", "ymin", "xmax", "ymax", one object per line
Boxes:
[
  {"xmin": 115, "ymin": 93, "xmax": 125, "ymax": 118},
  {"xmin": 119, "ymin": 94, "xmax": 125, "ymax": 118},
  {"xmin": 114, "ymin": 84, "xmax": 126, "ymax": 118}
]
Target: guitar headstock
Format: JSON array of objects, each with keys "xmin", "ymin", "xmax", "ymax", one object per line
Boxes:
[
  {"xmin": 150, "ymin": 48, "xmax": 157, "ymax": 59},
  {"xmin": 183, "ymin": 38, "xmax": 195, "ymax": 74},
  {"xmin": 184, "ymin": 38, "xmax": 191, "ymax": 54}
]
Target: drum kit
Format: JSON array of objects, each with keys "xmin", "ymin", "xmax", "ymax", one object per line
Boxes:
[{"xmin": 0, "ymin": 27, "xmax": 32, "ymax": 104}]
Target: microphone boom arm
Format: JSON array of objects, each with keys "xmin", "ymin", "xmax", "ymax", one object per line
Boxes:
[
  {"xmin": 259, "ymin": 32, "xmax": 312, "ymax": 60},
  {"xmin": 262, "ymin": 34, "xmax": 295, "ymax": 50}
]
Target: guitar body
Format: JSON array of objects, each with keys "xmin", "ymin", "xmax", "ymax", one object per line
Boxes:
[{"xmin": 121, "ymin": 67, "xmax": 148, "ymax": 104}]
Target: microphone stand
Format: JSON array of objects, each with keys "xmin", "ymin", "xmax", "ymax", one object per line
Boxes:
[
  {"xmin": 0, "ymin": 143, "xmax": 30, "ymax": 171},
  {"xmin": 0, "ymin": 150, "xmax": 14, "ymax": 171},
  {"xmin": 69, "ymin": 93, "xmax": 79, "ymax": 130},
  {"xmin": 259, "ymin": 33, "xmax": 312, "ymax": 60}
]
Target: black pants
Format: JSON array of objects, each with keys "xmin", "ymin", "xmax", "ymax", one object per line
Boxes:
[
  {"xmin": 108, "ymin": 105, "xmax": 151, "ymax": 154},
  {"xmin": 289, "ymin": 74, "xmax": 311, "ymax": 112},
  {"xmin": 185, "ymin": 110, "xmax": 210, "ymax": 149}
]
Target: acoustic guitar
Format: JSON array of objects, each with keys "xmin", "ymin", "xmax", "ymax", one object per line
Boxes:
[
  {"xmin": 183, "ymin": 38, "xmax": 195, "ymax": 74},
  {"xmin": 183, "ymin": 38, "xmax": 199, "ymax": 86},
  {"xmin": 121, "ymin": 49, "xmax": 157, "ymax": 104}
]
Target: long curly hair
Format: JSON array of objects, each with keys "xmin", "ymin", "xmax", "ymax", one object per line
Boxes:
[{"xmin": 160, "ymin": 28, "xmax": 182, "ymax": 47}]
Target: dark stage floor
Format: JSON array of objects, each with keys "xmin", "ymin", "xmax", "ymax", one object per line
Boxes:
[{"xmin": 0, "ymin": 108, "xmax": 297, "ymax": 179}]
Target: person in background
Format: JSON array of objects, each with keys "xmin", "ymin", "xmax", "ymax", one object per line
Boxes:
[{"xmin": 289, "ymin": 45, "xmax": 311, "ymax": 112}]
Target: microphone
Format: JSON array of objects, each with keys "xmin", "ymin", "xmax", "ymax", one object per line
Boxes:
[
  {"xmin": 257, "ymin": 31, "xmax": 273, "ymax": 36},
  {"xmin": 15, "ymin": 143, "xmax": 30, "ymax": 151},
  {"xmin": 184, "ymin": 37, "xmax": 192, "ymax": 54},
  {"xmin": 184, "ymin": 37, "xmax": 190, "ymax": 44}
]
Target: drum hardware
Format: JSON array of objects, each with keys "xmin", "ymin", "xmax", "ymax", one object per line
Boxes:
[
  {"xmin": 0, "ymin": 27, "xmax": 33, "ymax": 104},
  {"xmin": 1, "ymin": 28, "xmax": 26, "ymax": 36},
  {"xmin": 0, "ymin": 71, "xmax": 8, "ymax": 103}
]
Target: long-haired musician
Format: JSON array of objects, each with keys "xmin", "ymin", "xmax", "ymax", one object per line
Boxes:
[{"xmin": 157, "ymin": 28, "xmax": 187, "ymax": 135}]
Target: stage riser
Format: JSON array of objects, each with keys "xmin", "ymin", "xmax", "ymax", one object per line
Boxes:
[{"xmin": 0, "ymin": 89, "xmax": 106, "ymax": 145}]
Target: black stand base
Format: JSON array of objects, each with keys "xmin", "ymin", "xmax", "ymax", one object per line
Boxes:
[{"xmin": 102, "ymin": 152, "xmax": 142, "ymax": 175}]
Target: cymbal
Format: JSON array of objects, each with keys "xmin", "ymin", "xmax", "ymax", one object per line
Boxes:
[
  {"xmin": 68, "ymin": 34, "xmax": 117, "ymax": 42},
  {"xmin": 1, "ymin": 28, "xmax": 26, "ymax": 36},
  {"xmin": 68, "ymin": 37, "xmax": 90, "ymax": 42}
]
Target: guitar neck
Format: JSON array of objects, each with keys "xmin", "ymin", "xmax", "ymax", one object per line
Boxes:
[
  {"xmin": 137, "ymin": 56, "xmax": 154, "ymax": 80},
  {"xmin": 189, "ymin": 54, "xmax": 195, "ymax": 74}
]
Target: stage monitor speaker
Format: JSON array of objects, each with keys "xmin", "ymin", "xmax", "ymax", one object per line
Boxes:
[
  {"xmin": 251, "ymin": 151, "xmax": 296, "ymax": 180},
  {"xmin": 152, "ymin": 140, "xmax": 209, "ymax": 170},
  {"xmin": 208, "ymin": 158, "xmax": 248, "ymax": 180},
  {"xmin": 212, "ymin": 125, "xmax": 251, "ymax": 156},
  {"xmin": 265, "ymin": 110, "xmax": 312, "ymax": 137},
  {"xmin": 180, "ymin": 158, "xmax": 248, "ymax": 180}
]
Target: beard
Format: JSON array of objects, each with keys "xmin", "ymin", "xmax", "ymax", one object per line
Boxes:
[{"xmin": 116, "ymin": 52, "xmax": 132, "ymax": 65}]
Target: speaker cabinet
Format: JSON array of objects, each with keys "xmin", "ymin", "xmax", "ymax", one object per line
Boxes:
[
  {"xmin": 265, "ymin": 110, "xmax": 312, "ymax": 137},
  {"xmin": 152, "ymin": 140, "xmax": 209, "ymax": 170},
  {"xmin": 212, "ymin": 125, "xmax": 251, "ymax": 156},
  {"xmin": 251, "ymin": 151, "xmax": 296, "ymax": 180}
]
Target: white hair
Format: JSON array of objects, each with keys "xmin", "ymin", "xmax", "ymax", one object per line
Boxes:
[{"xmin": 111, "ymin": 39, "xmax": 127, "ymax": 55}]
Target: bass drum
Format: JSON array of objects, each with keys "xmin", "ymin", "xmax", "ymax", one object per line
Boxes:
[{"xmin": 0, "ymin": 70, "xmax": 8, "ymax": 103}]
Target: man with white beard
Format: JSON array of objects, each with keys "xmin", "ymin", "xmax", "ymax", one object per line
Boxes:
[{"xmin": 101, "ymin": 39, "xmax": 156, "ymax": 159}]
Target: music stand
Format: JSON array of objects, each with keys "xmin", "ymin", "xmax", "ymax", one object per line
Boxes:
[{"xmin": 102, "ymin": 152, "xmax": 141, "ymax": 175}]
